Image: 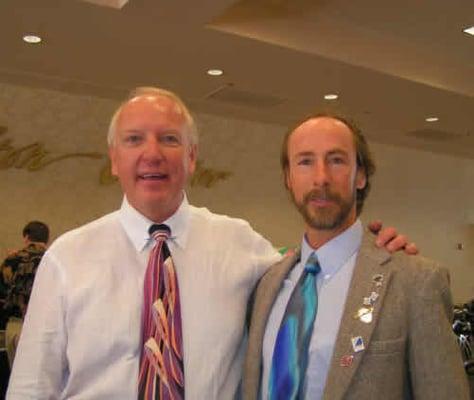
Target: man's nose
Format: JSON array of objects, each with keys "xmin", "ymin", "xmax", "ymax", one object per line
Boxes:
[
  {"xmin": 311, "ymin": 161, "xmax": 329, "ymax": 186},
  {"xmin": 143, "ymin": 136, "xmax": 164, "ymax": 160}
]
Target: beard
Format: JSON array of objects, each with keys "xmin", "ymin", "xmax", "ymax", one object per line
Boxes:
[{"xmin": 291, "ymin": 186, "xmax": 356, "ymax": 230}]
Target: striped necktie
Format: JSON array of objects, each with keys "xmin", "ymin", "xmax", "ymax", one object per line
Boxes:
[
  {"xmin": 268, "ymin": 252, "xmax": 321, "ymax": 400},
  {"xmin": 138, "ymin": 224, "xmax": 185, "ymax": 400}
]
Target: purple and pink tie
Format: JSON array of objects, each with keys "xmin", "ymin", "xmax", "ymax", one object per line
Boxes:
[{"xmin": 138, "ymin": 224, "xmax": 184, "ymax": 400}]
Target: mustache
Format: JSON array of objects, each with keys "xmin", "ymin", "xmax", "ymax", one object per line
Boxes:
[{"xmin": 303, "ymin": 188, "xmax": 341, "ymax": 203}]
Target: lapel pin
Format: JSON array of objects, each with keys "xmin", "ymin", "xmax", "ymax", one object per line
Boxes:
[
  {"xmin": 360, "ymin": 311, "xmax": 373, "ymax": 324},
  {"xmin": 362, "ymin": 291, "xmax": 380, "ymax": 307},
  {"xmin": 340, "ymin": 355, "xmax": 354, "ymax": 367},
  {"xmin": 351, "ymin": 336, "xmax": 365, "ymax": 353},
  {"xmin": 354, "ymin": 306, "xmax": 373, "ymax": 323},
  {"xmin": 354, "ymin": 306, "xmax": 372, "ymax": 319},
  {"xmin": 372, "ymin": 273, "xmax": 384, "ymax": 287},
  {"xmin": 369, "ymin": 291, "xmax": 379, "ymax": 303}
]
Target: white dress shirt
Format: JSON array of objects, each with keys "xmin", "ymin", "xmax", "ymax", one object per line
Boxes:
[
  {"xmin": 7, "ymin": 195, "xmax": 280, "ymax": 400},
  {"xmin": 261, "ymin": 220, "xmax": 362, "ymax": 399}
]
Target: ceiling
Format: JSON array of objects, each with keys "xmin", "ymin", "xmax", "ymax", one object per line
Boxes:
[{"xmin": 0, "ymin": 0, "xmax": 473, "ymax": 158}]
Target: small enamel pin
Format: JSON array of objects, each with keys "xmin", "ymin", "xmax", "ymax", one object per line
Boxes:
[
  {"xmin": 340, "ymin": 354, "xmax": 354, "ymax": 367},
  {"xmin": 363, "ymin": 291, "xmax": 380, "ymax": 306},
  {"xmin": 369, "ymin": 291, "xmax": 379, "ymax": 303},
  {"xmin": 354, "ymin": 306, "xmax": 373, "ymax": 323},
  {"xmin": 372, "ymin": 273, "xmax": 384, "ymax": 287},
  {"xmin": 351, "ymin": 336, "xmax": 365, "ymax": 353}
]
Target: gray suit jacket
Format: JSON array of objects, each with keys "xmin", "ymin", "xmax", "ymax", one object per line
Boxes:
[{"xmin": 243, "ymin": 234, "xmax": 470, "ymax": 399}]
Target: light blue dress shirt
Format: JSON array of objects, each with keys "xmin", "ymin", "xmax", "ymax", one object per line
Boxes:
[{"xmin": 261, "ymin": 220, "xmax": 363, "ymax": 399}]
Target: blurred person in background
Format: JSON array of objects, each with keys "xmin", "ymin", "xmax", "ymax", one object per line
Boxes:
[{"xmin": 1, "ymin": 221, "xmax": 49, "ymax": 366}]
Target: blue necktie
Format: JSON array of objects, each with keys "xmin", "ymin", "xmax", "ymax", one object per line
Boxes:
[{"xmin": 268, "ymin": 252, "xmax": 321, "ymax": 400}]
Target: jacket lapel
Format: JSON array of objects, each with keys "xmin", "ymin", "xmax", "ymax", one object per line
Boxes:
[
  {"xmin": 243, "ymin": 250, "xmax": 300, "ymax": 400},
  {"xmin": 323, "ymin": 234, "xmax": 393, "ymax": 400}
]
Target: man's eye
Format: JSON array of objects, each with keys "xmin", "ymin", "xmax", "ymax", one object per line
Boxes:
[
  {"xmin": 297, "ymin": 158, "xmax": 313, "ymax": 166},
  {"xmin": 161, "ymin": 134, "xmax": 180, "ymax": 145},
  {"xmin": 123, "ymin": 135, "xmax": 142, "ymax": 145},
  {"xmin": 124, "ymin": 135, "xmax": 142, "ymax": 143},
  {"xmin": 329, "ymin": 156, "xmax": 345, "ymax": 165}
]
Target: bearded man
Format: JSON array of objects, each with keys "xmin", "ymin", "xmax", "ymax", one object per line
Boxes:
[{"xmin": 243, "ymin": 114, "xmax": 469, "ymax": 400}]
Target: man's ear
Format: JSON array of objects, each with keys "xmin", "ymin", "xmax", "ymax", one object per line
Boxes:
[
  {"xmin": 284, "ymin": 168, "xmax": 291, "ymax": 191},
  {"xmin": 356, "ymin": 167, "xmax": 367, "ymax": 190},
  {"xmin": 108, "ymin": 147, "xmax": 118, "ymax": 176},
  {"xmin": 187, "ymin": 144, "xmax": 198, "ymax": 175}
]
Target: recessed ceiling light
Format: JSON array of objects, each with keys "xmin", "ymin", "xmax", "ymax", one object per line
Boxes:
[
  {"xmin": 207, "ymin": 69, "xmax": 223, "ymax": 76},
  {"xmin": 425, "ymin": 117, "xmax": 439, "ymax": 122},
  {"xmin": 463, "ymin": 26, "xmax": 474, "ymax": 36},
  {"xmin": 23, "ymin": 34, "xmax": 42, "ymax": 44},
  {"xmin": 324, "ymin": 93, "xmax": 338, "ymax": 100}
]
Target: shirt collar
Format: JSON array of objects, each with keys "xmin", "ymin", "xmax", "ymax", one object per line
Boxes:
[
  {"xmin": 118, "ymin": 193, "xmax": 191, "ymax": 252},
  {"xmin": 300, "ymin": 219, "xmax": 362, "ymax": 277}
]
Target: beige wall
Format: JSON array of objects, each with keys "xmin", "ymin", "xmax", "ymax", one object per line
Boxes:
[{"xmin": 0, "ymin": 83, "xmax": 472, "ymax": 302}]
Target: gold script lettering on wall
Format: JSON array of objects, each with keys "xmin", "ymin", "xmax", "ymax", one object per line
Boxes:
[
  {"xmin": 1, "ymin": 126, "xmax": 232, "ymax": 188},
  {"xmin": 100, "ymin": 159, "xmax": 232, "ymax": 188},
  {"xmin": 190, "ymin": 160, "xmax": 232, "ymax": 188},
  {"xmin": 0, "ymin": 126, "xmax": 103, "ymax": 171}
]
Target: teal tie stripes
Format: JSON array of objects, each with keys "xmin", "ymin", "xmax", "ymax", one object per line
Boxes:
[{"xmin": 268, "ymin": 252, "xmax": 321, "ymax": 400}]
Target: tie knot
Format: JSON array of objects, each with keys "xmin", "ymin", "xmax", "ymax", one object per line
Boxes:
[
  {"xmin": 148, "ymin": 224, "xmax": 171, "ymax": 242},
  {"xmin": 304, "ymin": 253, "xmax": 321, "ymax": 275}
]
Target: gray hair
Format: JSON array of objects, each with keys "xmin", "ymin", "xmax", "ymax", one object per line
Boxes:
[{"xmin": 107, "ymin": 86, "xmax": 198, "ymax": 147}]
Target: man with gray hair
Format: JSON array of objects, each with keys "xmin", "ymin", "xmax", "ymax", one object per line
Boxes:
[{"xmin": 8, "ymin": 88, "xmax": 413, "ymax": 399}]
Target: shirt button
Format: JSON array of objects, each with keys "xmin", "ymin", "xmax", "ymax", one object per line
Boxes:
[{"xmin": 324, "ymin": 274, "xmax": 331, "ymax": 280}]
